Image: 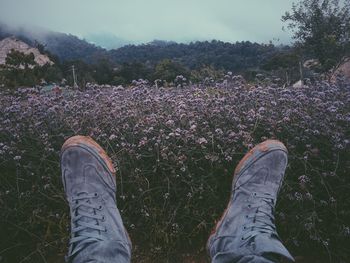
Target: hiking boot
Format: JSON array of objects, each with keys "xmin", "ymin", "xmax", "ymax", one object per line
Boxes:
[
  {"xmin": 207, "ymin": 140, "xmax": 294, "ymax": 263},
  {"xmin": 61, "ymin": 135, "xmax": 131, "ymax": 263}
]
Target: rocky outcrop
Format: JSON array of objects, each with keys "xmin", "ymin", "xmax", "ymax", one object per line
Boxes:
[
  {"xmin": 332, "ymin": 58, "xmax": 350, "ymax": 81},
  {"xmin": 0, "ymin": 37, "xmax": 53, "ymax": 66}
]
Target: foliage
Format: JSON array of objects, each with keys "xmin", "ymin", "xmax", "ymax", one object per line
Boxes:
[
  {"xmin": 262, "ymin": 51, "xmax": 302, "ymax": 84},
  {"xmin": 0, "ymin": 80, "xmax": 349, "ymax": 262},
  {"xmin": 58, "ymin": 60, "xmax": 93, "ymax": 88},
  {"xmin": 0, "ymin": 50, "xmax": 37, "ymax": 87},
  {"xmin": 114, "ymin": 62, "xmax": 153, "ymax": 85},
  {"xmin": 282, "ymin": 0, "xmax": 350, "ymax": 71},
  {"xmin": 36, "ymin": 64, "xmax": 63, "ymax": 83},
  {"xmin": 91, "ymin": 59, "xmax": 115, "ymax": 85},
  {"xmin": 5, "ymin": 50, "xmax": 36, "ymax": 69},
  {"xmin": 262, "ymin": 52, "xmax": 299, "ymax": 71},
  {"xmin": 190, "ymin": 65, "xmax": 225, "ymax": 83},
  {"xmin": 0, "ymin": 48, "xmax": 65, "ymax": 88},
  {"xmin": 1, "ymin": 24, "xmax": 284, "ymax": 73},
  {"xmin": 0, "ymin": 66, "xmax": 37, "ymax": 87},
  {"xmin": 153, "ymin": 59, "xmax": 189, "ymax": 82},
  {"xmin": 41, "ymin": 32, "xmax": 107, "ymax": 63},
  {"xmin": 1, "ymin": 23, "xmax": 307, "ymax": 84},
  {"xmin": 110, "ymin": 41, "xmax": 279, "ymax": 72}
]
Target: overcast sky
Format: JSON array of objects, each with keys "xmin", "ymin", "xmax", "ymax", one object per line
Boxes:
[{"xmin": 0, "ymin": 0, "xmax": 295, "ymax": 44}]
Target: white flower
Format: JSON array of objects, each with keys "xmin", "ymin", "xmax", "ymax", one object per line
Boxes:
[{"xmin": 198, "ymin": 137, "xmax": 208, "ymax": 145}]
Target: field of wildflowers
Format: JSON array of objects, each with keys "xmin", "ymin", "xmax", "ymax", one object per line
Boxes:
[{"xmin": 0, "ymin": 77, "xmax": 349, "ymax": 262}]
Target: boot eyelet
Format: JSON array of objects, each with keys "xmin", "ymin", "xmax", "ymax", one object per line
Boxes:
[
  {"xmin": 101, "ymin": 215, "xmax": 105, "ymax": 221},
  {"xmin": 98, "ymin": 205, "xmax": 103, "ymax": 210},
  {"xmin": 94, "ymin": 193, "xmax": 98, "ymax": 197}
]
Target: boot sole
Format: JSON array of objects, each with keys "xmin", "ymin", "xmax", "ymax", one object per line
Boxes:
[{"xmin": 207, "ymin": 139, "xmax": 287, "ymax": 250}]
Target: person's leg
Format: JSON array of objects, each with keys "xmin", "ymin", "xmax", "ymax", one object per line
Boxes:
[
  {"xmin": 207, "ymin": 140, "xmax": 294, "ymax": 263},
  {"xmin": 61, "ymin": 136, "xmax": 132, "ymax": 263}
]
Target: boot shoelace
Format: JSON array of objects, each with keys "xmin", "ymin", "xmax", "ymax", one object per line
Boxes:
[
  {"xmin": 241, "ymin": 192, "xmax": 277, "ymax": 246},
  {"xmin": 68, "ymin": 192, "xmax": 106, "ymax": 258}
]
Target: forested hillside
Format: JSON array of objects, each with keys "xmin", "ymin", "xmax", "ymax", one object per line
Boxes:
[{"xmin": 0, "ymin": 23, "xmax": 286, "ymax": 73}]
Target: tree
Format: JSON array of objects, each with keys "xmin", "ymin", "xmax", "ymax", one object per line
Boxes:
[
  {"xmin": 282, "ymin": 0, "xmax": 350, "ymax": 71},
  {"xmin": 116, "ymin": 62, "xmax": 152, "ymax": 84},
  {"xmin": 35, "ymin": 64, "xmax": 63, "ymax": 83},
  {"xmin": 1, "ymin": 50, "xmax": 66, "ymax": 88},
  {"xmin": 61, "ymin": 60, "xmax": 95, "ymax": 87},
  {"xmin": 1, "ymin": 50, "xmax": 38, "ymax": 87},
  {"xmin": 262, "ymin": 51, "xmax": 301, "ymax": 84},
  {"xmin": 190, "ymin": 65, "xmax": 224, "ymax": 82},
  {"xmin": 153, "ymin": 59, "xmax": 189, "ymax": 82},
  {"xmin": 5, "ymin": 50, "xmax": 37, "ymax": 69},
  {"xmin": 92, "ymin": 59, "xmax": 114, "ymax": 84}
]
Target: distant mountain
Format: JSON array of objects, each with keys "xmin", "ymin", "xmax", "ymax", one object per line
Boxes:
[
  {"xmin": 0, "ymin": 23, "xmax": 108, "ymax": 63},
  {"xmin": 84, "ymin": 33, "xmax": 131, "ymax": 50},
  {"xmin": 0, "ymin": 22, "xmax": 287, "ymax": 73},
  {"xmin": 37, "ymin": 31, "xmax": 108, "ymax": 62}
]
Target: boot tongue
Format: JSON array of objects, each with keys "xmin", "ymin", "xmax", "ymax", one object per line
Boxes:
[{"xmin": 254, "ymin": 234, "xmax": 295, "ymax": 262}]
